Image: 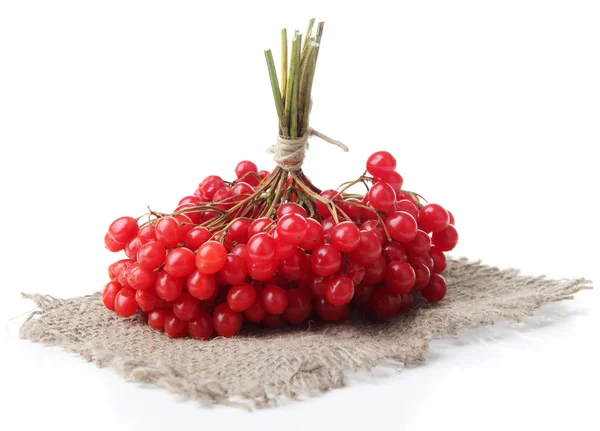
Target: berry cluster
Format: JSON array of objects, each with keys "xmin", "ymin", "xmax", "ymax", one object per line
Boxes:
[{"xmin": 103, "ymin": 151, "xmax": 458, "ymax": 339}]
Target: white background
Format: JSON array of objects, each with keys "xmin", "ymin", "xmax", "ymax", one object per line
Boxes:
[{"xmin": 1, "ymin": 1, "xmax": 599, "ymax": 430}]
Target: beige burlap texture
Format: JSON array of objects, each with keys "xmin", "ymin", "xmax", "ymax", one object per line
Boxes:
[{"xmin": 20, "ymin": 258, "xmax": 591, "ymax": 409}]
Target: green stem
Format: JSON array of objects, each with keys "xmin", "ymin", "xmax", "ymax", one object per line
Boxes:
[
  {"xmin": 290, "ymin": 34, "xmax": 302, "ymax": 139},
  {"xmin": 281, "ymin": 29, "xmax": 288, "ymax": 102},
  {"xmin": 264, "ymin": 49, "xmax": 288, "ymax": 137}
]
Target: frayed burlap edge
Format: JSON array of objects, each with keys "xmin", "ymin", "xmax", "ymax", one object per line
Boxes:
[{"xmin": 19, "ymin": 259, "xmax": 592, "ymax": 409}]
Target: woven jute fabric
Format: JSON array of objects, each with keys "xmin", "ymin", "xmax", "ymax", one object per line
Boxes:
[{"xmin": 20, "ymin": 258, "xmax": 591, "ymax": 409}]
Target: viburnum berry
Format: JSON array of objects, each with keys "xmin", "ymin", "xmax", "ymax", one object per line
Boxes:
[
  {"xmin": 379, "ymin": 171, "xmax": 404, "ymax": 195},
  {"xmin": 409, "ymin": 252, "xmax": 435, "ymax": 272},
  {"xmin": 311, "ymin": 244, "xmax": 342, "ymax": 276},
  {"xmin": 432, "ymin": 225, "xmax": 459, "ymax": 251},
  {"xmin": 246, "ymin": 258, "xmax": 279, "ymax": 281},
  {"xmin": 412, "ymin": 262, "xmax": 431, "ymax": 290},
  {"xmin": 188, "ymin": 311, "xmax": 214, "ymax": 340},
  {"xmin": 108, "ymin": 216, "xmax": 139, "ymax": 244},
  {"xmin": 315, "ymin": 297, "xmax": 350, "ymax": 322},
  {"xmin": 385, "ymin": 261, "xmax": 416, "ymax": 294},
  {"xmin": 385, "ymin": 211, "xmax": 418, "ymax": 243},
  {"xmin": 235, "ymin": 160, "xmax": 258, "ymax": 180},
  {"xmin": 138, "ymin": 225, "xmax": 157, "ymax": 244},
  {"xmin": 135, "ymin": 289, "xmax": 159, "ymax": 311},
  {"xmin": 124, "ymin": 237, "xmax": 142, "ymax": 260},
  {"xmin": 173, "ymin": 291, "xmax": 201, "ymax": 321},
  {"xmin": 419, "ymin": 203, "xmax": 450, "ymax": 233},
  {"xmin": 406, "ymin": 229, "xmax": 432, "ymax": 255},
  {"xmin": 367, "ymin": 151, "xmax": 396, "ymax": 178},
  {"xmin": 330, "ymin": 221, "xmax": 361, "ymax": 252},
  {"xmin": 165, "ymin": 247, "xmax": 196, "ymax": 278},
  {"xmin": 247, "ymin": 217, "xmax": 273, "ymax": 237},
  {"xmin": 300, "ymin": 218, "xmax": 324, "ymax": 251},
  {"xmin": 109, "ymin": 259, "xmax": 131, "ymax": 281},
  {"xmin": 263, "ymin": 313, "xmax": 286, "ymax": 329},
  {"xmin": 372, "ymin": 287, "xmax": 402, "ymax": 318},
  {"xmin": 227, "ymin": 283, "xmax": 257, "ymax": 312},
  {"xmin": 360, "ymin": 220, "xmax": 385, "ymax": 246},
  {"xmin": 147, "ymin": 308, "xmax": 170, "ymax": 331},
  {"xmin": 395, "ymin": 199, "xmax": 419, "ymax": 219},
  {"xmin": 362, "ymin": 255, "xmax": 387, "ymax": 285},
  {"xmin": 187, "ymin": 270, "xmax": 217, "ymax": 300},
  {"xmin": 228, "ymin": 218, "xmax": 251, "ymax": 244},
  {"xmin": 244, "ymin": 299, "xmax": 269, "ymax": 323},
  {"xmin": 154, "ymin": 270, "xmax": 184, "ymax": 301},
  {"xmin": 136, "ymin": 241, "xmax": 166, "ymax": 270},
  {"xmin": 164, "ymin": 312, "xmax": 188, "ymax": 338},
  {"xmin": 217, "ymin": 254, "xmax": 247, "ymax": 285},
  {"xmin": 325, "ymin": 276, "xmax": 355, "ymax": 306},
  {"xmin": 114, "ymin": 286, "xmax": 138, "ymax": 317},
  {"xmin": 185, "ymin": 226, "xmax": 211, "ymax": 251},
  {"xmin": 348, "ymin": 230, "xmax": 382, "ymax": 265},
  {"xmin": 399, "ymin": 292, "xmax": 414, "ymax": 313},
  {"xmin": 316, "ymin": 189, "xmax": 339, "ymax": 218},
  {"xmin": 421, "ymin": 273, "xmax": 447, "ymax": 303},
  {"xmin": 283, "ymin": 288, "xmax": 312, "ymax": 324},
  {"xmin": 277, "ymin": 202, "xmax": 308, "ymax": 219},
  {"xmin": 382, "ymin": 243, "xmax": 408, "ymax": 263},
  {"xmin": 246, "ymin": 232, "xmax": 277, "ymax": 264},
  {"xmin": 126, "ymin": 263, "xmax": 156, "ymax": 291},
  {"xmin": 261, "ymin": 285, "xmax": 289, "ymax": 314},
  {"xmin": 198, "ymin": 175, "xmax": 225, "ymax": 200},
  {"xmin": 103, "ymin": 281, "xmax": 122, "ymax": 311},
  {"xmin": 352, "ymin": 283, "xmax": 375, "ymax": 304},
  {"xmin": 196, "ymin": 241, "xmax": 228, "ymax": 274},
  {"xmin": 155, "ymin": 216, "xmax": 183, "ymax": 248},
  {"xmin": 213, "ymin": 303, "xmax": 243, "ymax": 338},
  {"xmin": 104, "ymin": 233, "xmax": 125, "ymax": 252},
  {"xmin": 429, "ymin": 246, "xmax": 447, "ymax": 274},
  {"xmin": 368, "ymin": 181, "xmax": 396, "ymax": 212},
  {"xmin": 276, "ymin": 213, "xmax": 308, "ymax": 246}
]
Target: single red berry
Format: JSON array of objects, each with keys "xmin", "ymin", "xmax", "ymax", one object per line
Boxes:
[
  {"xmin": 418, "ymin": 203, "xmax": 450, "ymax": 233},
  {"xmin": 173, "ymin": 291, "xmax": 201, "ymax": 321},
  {"xmin": 362, "ymin": 255, "xmax": 387, "ymax": 285},
  {"xmin": 227, "ymin": 282, "xmax": 257, "ymax": 312},
  {"xmin": 174, "ymin": 214, "xmax": 195, "ymax": 238},
  {"xmin": 348, "ymin": 230, "xmax": 382, "ymax": 265},
  {"xmin": 195, "ymin": 241, "xmax": 228, "ymax": 274},
  {"xmin": 109, "ymin": 259, "xmax": 132, "ymax": 281},
  {"xmin": 360, "ymin": 220, "xmax": 385, "ymax": 246},
  {"xmin": 188, "ymin": 311, "xmax": 214, "ymax": 340},
  {"xmin": 399, "ymin": 292, "xmax": 414, "ymax": 313},
  {"xmin": 124, "ymin": 237, "xmax": 142, "ymax": 260},
  {"xmin": 103, "ymin": 281, "xmax": 122, "ymax": 311},
  {"xmin": 385, "ymin": 211, "xmax": 418, "ymax": 242},
  {"xmin": 316, "ymin": 189, "xmax": 339, "ymax": 218},
  {"xmin": 395, "ymin": 200, "xmax": 419, "ymax": 219},
  {"xmin": 135, "ymin": 289, "xmax": 158, "ymax": 311},
  {"xmin": 165, "ymin": 247, "xmax": 196, "ymax": 278},
  {"xmin": 137, "ymin": 241, "xmax": 166, "ymax": 270},
  {"xmin": 421, "ymin": 273, "xmax": 447, "ymax": 303},
  {"xmin": 246, "ymin": 258, "xmax": 279, "ymax": 281},
  {"xmin": 366, "ymin": 151, "xmax": 396, "ymax": 178},
  {"xmin": 368, "ymin": 181, "xmax": 397, "ymax": 212},
  {"xmin": 246, "ymin": 232, "xmax": 277, "ymax": 264},
  {"xmin": 235, "ymin": 160, "xmax": 258, "ymax": 179},
  {"xmin": 429, "ymin": 246, "xmax": 447, "ymax": 274},
  {"xmin": 379, "ymin": 171, "xmax": 404, "ymax": 195},
  {"xmin": 406, "ymin": 229, "xmax": 432, "ymax": 254},
  {"xmin": 409, "ymin": 253, "xmax": 435, "ymax": 272},
  {"xmin": 198, "ymin": 175, "xmax": 225, "ymax": 199},
  {"xmin": 261, "ymin": 285, "xmax": 289, "ymax": 315},
  {"xmin": 228, "ymin": 218, "xmax": 251, "ymax": 244},
  {"xmin": 352, "ymin": 283, "xmax": 375, "ymax": 304},
  {"xmin": 126, "ymin": 263, "xmax": 157, "ymax": 291},
  {"xmin": 217, "ymin": 254, "xmax": 247, "ymax": 285},
  {"xmin": 284, "ymin": 288, "xmax": 312, "ymax": 324},
  {"xmin": 372, "ymin": 287, "xmax": 402, "ymax": 318},
  {"xmin": 247, "ymin": 217, "xmax": 273, "ymax": 238},
  {"xmin": 185, "ymin": 226, "xmax": 211, "ymax": 251},
  {"xmin": 104, "ymin": 233, "xmax": 125, "ymax": 252},
  {"xmin": 213, "ymin": 303, "xmax": 243, "ymax": 338},
  {"xmin": 186, "ymin": 270, "xmax": 217, "ymax": 300},
  {"xmin": 277, "ymin": 202, "xmax": 308, "ymax": 219},
  {"xmin": 271, "ymin": 227, "xmax": 296, "ymax": 260},
  {"xmin": 156, "ymin": 216, "xmax": 183, "ymax": 248},
  {"xmin": 137, "ymin": 225, "xmax": 157, "ymax": 244},
  {"xmin": 385, "ymin": 261, "xmax": 416, "ymax": 294},
  {"xmin": 311, "ymin": 244, "xmax": 342, "ymax": 276},
  {"xmin": 331, "ymin": 221, "xmax": 361, "ymax": 252},
  {"xmin": 231, "ymin": 181, "xmax": 254, "ymax": 196},
  {"xmin": 431, "ymin": 225, "xmax": 459, "ymax": 251},
  {"xmin": 244, "ymin": 299, "xmax": 268, "ymax": 323},
  {"xmin": 276, "ymin": 213, "xmax": 308, "ymax": 246},
  {"xmin": 114, "ymin": 286, "xmax": 138, "ymax": 317},
  {"xmin": 300, "ymin": 218, "xmax": 325, "ymax": 251},
  {"xmin": 108, "ymin": 216, "xmax": 139, "ymax": 244},
  {"xmin": 326, "ymin": 276, "xmax": 355, "ymax": 306},
  {"xmin": 147, "ymin": 308, "xmax": 170, "ymax": 331},
  {"xmin": 310, "ymin": 275, "xmax": 330, "ymax": 297},
  {"xmin": 315, "ymin": 297, "xmax": 350, "ymax": 322},
  {"xmin": 382, "ymin": 243, "xmax": 409, "ymax": 263},
  {"xmin": 154, "ymin": 270, "xmax": 184, "ymax": 301},
  {"xmin": 164, "ymin": 313, "xmax": 188, "ymax": 338},
  {"xmin": 411, "ymin": 262, "xmax": 431, "ymax": 290}
]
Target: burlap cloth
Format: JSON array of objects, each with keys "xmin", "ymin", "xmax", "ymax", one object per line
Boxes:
[{"xmin": 20, "ymin": 258, "xmax": 591, "ymax": 409}]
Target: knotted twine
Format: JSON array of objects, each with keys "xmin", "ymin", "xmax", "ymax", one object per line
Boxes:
[
  {"xmin": 267, "ymin": 127, "xmax": 348, "ymax": 171},
  {"xmin": 20, "ymin": 258, "xmax": 591, "ymax": 409}
]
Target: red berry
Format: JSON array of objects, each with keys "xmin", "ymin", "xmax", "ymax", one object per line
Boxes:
[
  {"xmin": 228, "ymin": 218, "xmax": 251, "ymax": 244},
  {"xmin": 276, "ymin": 213, "xmax": 308, "ymax": 246},
  {"xmin": 126, "ymin": 263, "xmax": 156, "ymax": 291},
  {"xmin": 213, "ymin": 303, "xmax": 243, "ymax": 338},
  {"xmin": 261, "ymin": 285, "xmax": 289, "ymax": 315},
  {"xmin": 188, "ymin": 311, "xmax": 214, "ymax": 340},
  {"xmin": 379, "ymin": 171, "xmax": 404, "ymax": 195},
  {"xmin": 382, "ymin": 243, "xmax": 408, "ymax": 263},
  {"xmin": 395, "ymin": 200, "xmax": 419, "ymax": 219},
  {"xmin": 366, "ymin": 151, "xmax": 396, "ymax": 178},
  {"xmin": 284, "ymin": 288, "xmax": 312, "ymax": 324},
  {"xmin": 310, "ymin": 275, "xmax": 330, "ymax": 297},
  {"xmin": 300, "ymin": 218, "xmax": 325, "ymax": 251},
  {"xmin": 114, "ymin": 286, "xmax": 138, "ymax": 317},
  {"xmin": 385, "ymin": 211, "xmax": 418, "ymax": 242},
  {"xmin": 432, "ymin": 225, "xmax": 459, "ymax": 251},
  {"xmin": 406, "ymin": 229, "xmax": 432, "ymax": 254},
  {"xmin": 135, "ymin": 289, "xmax": 159, "ymax": 311},
  {"xmin": 246, "ymin": 232, "xmax": 276, "ymax": 264},
  {"xmin": 156, "ymin": 217, "xmax": 183, "ymax": 248},
  {"xmin": 147, "ymin": 308, "xmax": 170, "ymax": 331},
  {"xmin": 353, "ymin": 283, "xmax": 375, "ymax": 304},
  {"xmin": 409, "ymin": 253, "xmax": 435, "ymax": 272},
  {"xmin": 138, "ymin": 225, "xmax": 157, "ymax": 244},
  {"xmin": 195, "ymin": 241, "xmax": 228, "ymax": 274},
  {"xmin": 247, "ymin": 217, "xmax": 273, "ymax": 238},
  {"xmin": 227, "ymin": 283, "xmax": 257, "ymax": 312},
  {"xmin": 263, "ymin": 313, "xmax": 286, "ymax": 328},
  {"xmin": 372, "ymin": 287, "xmax": 402, "ymax": 318},
  {"xmin": 104, "ymin": 233, "xmax": 125, "ymax": 252},
  {"xmin": 198, "ymin": 175, "xmax": 225, "ymax": 199},
  {"xmin": 136, "ymin": 241, "xmax": 166, "ymax": 270},
  {"xmin": 418, "ymin": 203, "xmax": 450, "ymax": 233},
  {"xmin": 311, "ymin": 244, "xmax": 342, "ymax": 276},
  {"xmin": 124, "ymin": 237, "xmax": 142, "ymax": 260},
  {"xmin": 421, "ymin": 273, "xmax": 447, "ymax": 303},
  {"xmin": 103, "ymin": 281, "xmax": 122, "ymax": 311},
  {"xmin": 330, "ymin": 221, "xmax": 361, "ymax": 252},
  {"xmin": 231, "ymin": 182, "xmax": 254, "ymax": 196},
  {"xmin": 154, "ymin": 270, "xmax": 183, "ymax": 301},
  {"xmin": 185, "ymin": 226, "xmax": 211, "ymax": 251},
  {"xmin": 348, "ymin": 230, "xmax": 382, "ymax": 265},
  {"xmin": 316, "ymin": 189, "xmax": 339, "ymax": 218},
  {"xmin": 368, "ymin": 181, "xmax": 396, "ymax": 212},
  {"xmin": 217, "ymin": 254, "xmax": 247, "ymax": 285},
  {"xmin": 271, "ymin": 227, "xmax": 296, "ymax": 259},
  {"xmin": 246, "ymin": 258, "xmax": 279, "ymax": 281},
  {"xmin": 244, "ymin": 299, "xmax": 269, "ymax": 323},
  {"xmin": 385, "ymin": 261, "xmax": 416, "ymax": 294},
  {"xmin": 448, "ymin": 211, "xmax": 455, "ymax": 225},
  {"xmin": 411, "ymin": 262, "xmax": 431, "ymax": 290},
  {"xmin": 360, "ymin": 220, "xmax": 385, "ymax": 246},
  {"xmin": 164, "ymin": 247, "xmax": 196, "ymax": 278},
  {"xmin": 399, "ymin": 292, "xmax": 414, "ymax": 313},
  {"xmin": 429, "ymin": 246, "xmax": 447, "ymax": 274},
  {"xmin": 362, "ymin": 255, "xmax": 387, "ymax": 285},
  {"xmin": 315, "ymin": 297, "xmax": 350, "ymax": 322},
  {"xmin": 164, "ymin": 313, "xmax": 188, "ymax": 338},
  {"xmin": 277, "ymin": 202, "xmax": 308, "ymax": 219},
  {"xmin": 108, "ymin": 216, "xmax": 139, "ymax": 244},
  {"xmin": 186, "ymin": 270, "xmax": 217, "ymax": 300},
  {"xmin": 173, "ymin": 291, "xmax": 201, "ymax": 321},
  {"xmin": 235, "ymin": 160, "xmax": 258, "ymax": 179},
  {"xmin": 326, "ymin": 276, "xmax": 355, "ymax": 306}
]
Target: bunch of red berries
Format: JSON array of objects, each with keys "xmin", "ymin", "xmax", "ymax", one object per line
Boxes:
[{"xmin": 103, "ymin": 150, "xmax": 458, "ymax": 339}]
